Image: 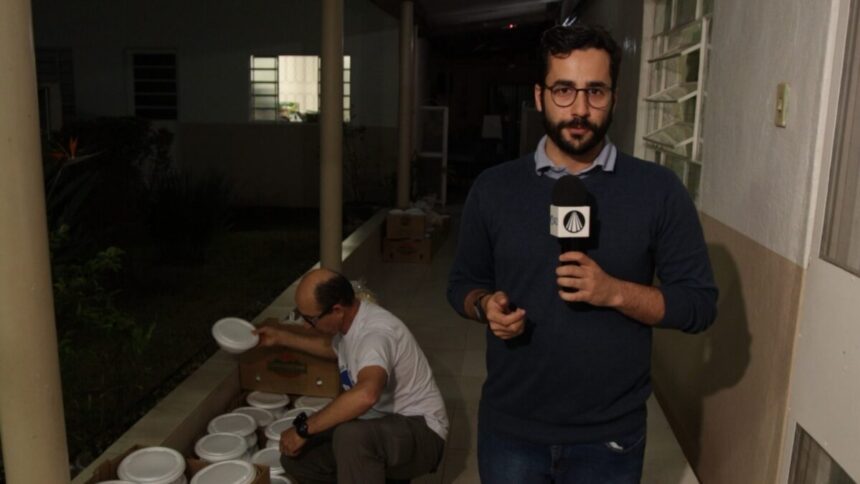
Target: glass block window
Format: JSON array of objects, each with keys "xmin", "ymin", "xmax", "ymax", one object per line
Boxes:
[{"xmin": 250, "ymin": 55, "xmax": 351, "ymax": 123}]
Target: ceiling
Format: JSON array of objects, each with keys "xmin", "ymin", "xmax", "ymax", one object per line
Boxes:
[
  {"xmin": 370, "ymin": 0, "xmax": 570, "ymax": 35},
  {"xmin": 367, "ymin": 0, "xmax": 591, "ymax": 60}
]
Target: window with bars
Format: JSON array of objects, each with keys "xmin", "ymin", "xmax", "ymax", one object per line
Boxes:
[
  {"xmin": 641, "ymin": 0, "xmax": 712, "ymax": 203},
  {"xmin": 35, "ymin": 48, "xmax": 76, "ymax": 123},
  {"xmin": 250, "ymin": 55, "xmax": 351, "ymax": 122},
  {"xmin": 131, "ymin": 52, "xmax": 178, "ymax": 120}
]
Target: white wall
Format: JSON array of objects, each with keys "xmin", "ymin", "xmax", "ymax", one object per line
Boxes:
[
  {"xmin": 31, "ymin": 0, "xmax": 400, "ymax": 127},
  {"xmin": 700, "ymin": 0, "xmax": 831, "ymax": 266}
]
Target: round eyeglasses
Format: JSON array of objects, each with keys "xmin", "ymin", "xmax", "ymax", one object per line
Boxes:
[{"xmin": 544, "ymin": 84, "xmax": 613, "ymax": 109}]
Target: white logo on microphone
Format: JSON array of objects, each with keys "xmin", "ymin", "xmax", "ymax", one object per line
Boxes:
[
  {"xmin": 564, "ymin": 211, "xmax": 587, "ymax": 233},
  {"xmin": 550, "ymin": 205, "xmax": 590, "ymax": 238}
]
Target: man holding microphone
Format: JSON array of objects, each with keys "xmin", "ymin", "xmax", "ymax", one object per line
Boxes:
[{"xmin": 447, "ymin": 23, "xmax": 717, "ymax": 483}]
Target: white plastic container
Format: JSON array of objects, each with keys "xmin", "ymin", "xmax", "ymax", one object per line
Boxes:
[
  {"xmin": 233, "ymin": 406, "xmax": 274, "ymax": 429},
  {"xmin": 294, "ymin": 396, "xmax": 332, "ymax": 412},
  {"xmin": 189, "ymin": 459, "xmax": 256, "ymax": 484},
  {"xmin": 246, "ymin": 391, "xmax": 290, "ymax": 418},
  {"xmin": 282, "ymin": 407, "xmax": 316, "ymax": 420},
  {"xmin": 251, "ymin": 447, "xmax": 285, "ymax": 476},
  {"xmin": 195, "ymin": 432, "xmax": 250, "ymax": 463},
  {"xmin": 212, "ymin": 317, "xmax": 259, "ymax": 354},
  {"xmin": 96, "ymin": 481, "xmax": 135, "ymax": 484},
  {"xmin": 117, "ymin": 446, "xmax": 187, "ymax": 484},
  {"xmin": 264, "ymin": 417, "xmax": 296, "ymax": 445},
  {"xmin": 208, "ymin": 413, "xmax": 258, "ymax": 450},
  {"xmin": 270, "ymin": 475, "xmax": 295, "ymax": 484}
]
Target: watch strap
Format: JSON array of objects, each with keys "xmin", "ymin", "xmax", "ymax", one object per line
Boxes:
[
  {"xmin": 293, "ymin": 412, "xmax": 310, "ymax": 438},
  {"xmin": 473, "ymin": 293, "xmax": 490, "ymax": 324}
]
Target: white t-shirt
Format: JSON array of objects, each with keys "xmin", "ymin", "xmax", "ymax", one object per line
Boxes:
[{"xmin": 331, "ymin": 301, "xmax": 449, "ymax": 440}]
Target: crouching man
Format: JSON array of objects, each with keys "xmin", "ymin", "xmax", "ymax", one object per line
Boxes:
[{"xmin": 254, "ymin": 268, "xmax": 448, "ymax": 484}]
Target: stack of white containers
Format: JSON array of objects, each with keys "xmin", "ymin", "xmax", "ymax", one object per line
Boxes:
[
  {"xmin": 188, "ymin": 460, "xmax": 257, "ymax": 484},
  {"xmin": 233, "ymin": 406, "xmax": 274, "ymax": 430},
  {"xmin": 114, "ymin": 447, "xmax": 187, "ymax": 484},
  {"xmin": 293, "ymin": 396, "xmax": 332, "ymax": 412},
  {"xmin": 250, "ymin": 447, "xmax": 285, "ymax": 479},
  {"xmin": 207, "ymin": 413, "xmax": 258, "ymax": 453},
  {"xmin": 194, "ymin": 433, "xmax": 250, "ymax": 464},
  {"xmin": 246, "ymin": 391, "xmax": 290, "ymax": 418}
]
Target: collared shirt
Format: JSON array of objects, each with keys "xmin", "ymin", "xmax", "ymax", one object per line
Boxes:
[{"xmin": 534, "ymin": 135, "xmax": 617, "ymax": 179}]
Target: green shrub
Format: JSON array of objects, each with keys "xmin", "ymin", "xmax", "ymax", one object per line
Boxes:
[{"xmin": 50, "ymin": 225, "xmax": 153, "ymax": 359}]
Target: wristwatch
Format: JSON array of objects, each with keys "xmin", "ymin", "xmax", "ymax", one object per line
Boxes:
[
  {"xmin": 473, "ymin": 293, "xmax": 490, "ymax": 324},
  {"xmin": 293, "ymin": 411, "xmax": 310, "ymax": 439}
]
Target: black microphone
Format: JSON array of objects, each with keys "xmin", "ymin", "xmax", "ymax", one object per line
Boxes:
[{"xmin": 550, "ymin": 175, "xmax": 592, "ymax": 255}]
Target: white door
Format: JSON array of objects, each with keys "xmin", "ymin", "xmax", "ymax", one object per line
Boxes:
[{"xmin": 779, "ymin": 0, "xmax": 860, "ymax": 481}]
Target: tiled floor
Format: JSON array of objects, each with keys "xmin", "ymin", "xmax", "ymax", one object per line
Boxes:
[{"xmin": 359, "ymin": 214, "xmax": 701, "ymax": 484}]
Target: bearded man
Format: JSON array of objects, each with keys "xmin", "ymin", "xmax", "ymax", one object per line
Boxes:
[{"xmin": 447, "ymin": 23, "xmax": 717, "ymax": 483}]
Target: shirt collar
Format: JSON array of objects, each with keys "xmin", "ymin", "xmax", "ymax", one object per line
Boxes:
[{"xmin": 534, "ymin": 135, "xmax": 617, "ymax": 179}]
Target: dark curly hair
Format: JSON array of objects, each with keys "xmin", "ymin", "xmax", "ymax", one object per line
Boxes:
[{"xmin": 538, "ymin": 23, "xmax": 622, "ymax": 89}]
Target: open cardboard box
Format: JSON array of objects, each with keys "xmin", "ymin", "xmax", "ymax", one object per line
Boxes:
[
  {"xmin": 85, "ymin": 444, "xmax": 271, "ymax": 484},
  {"xmin": 238, "ymin": 319, "xmax": 341, "ymax": 398}
]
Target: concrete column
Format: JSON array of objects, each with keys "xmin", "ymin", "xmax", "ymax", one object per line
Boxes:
[
  {"xmin": 396, "ymin": 0, "xmax": 415, "ymax": 209},
  {"xmin": 320, "ymin": 0, "xmax": 344, "ymax": 271},
  {"xmin": 0, "ymin": 0, "xmax": 71, "ymax": 482}
]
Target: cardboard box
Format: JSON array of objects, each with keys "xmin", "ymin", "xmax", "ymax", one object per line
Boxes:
[
  {"xmin": 239, "ymin": 320, "xmax": 341, "ymax": 398},
  {"xmin": 382, "ymin": 215, "xmax": 449, "ymax": 264},
  {"xmin": 386, "ymin": 212, "xmax": 426, "ymax": 239},
  {"xmin": 382, "ymin": 237, "xmax": 433, "ymax": 263},
  {"xmin": 85, "ymin": 445, "xmax": 271, "ymax": 484}
]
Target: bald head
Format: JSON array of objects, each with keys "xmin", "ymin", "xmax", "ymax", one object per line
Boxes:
[{"xmin": 296, "ymin": 268, "xmax": 355, "ymax": 314}]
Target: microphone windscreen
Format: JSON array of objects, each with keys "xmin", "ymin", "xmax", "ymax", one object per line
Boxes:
[{"xmin": 551, "ymin": 175, "xmax": 588, "ymax": 206}]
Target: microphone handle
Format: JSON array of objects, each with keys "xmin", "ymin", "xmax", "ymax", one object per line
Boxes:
[{"xmin": 558, "ymin": 239, "xmax": 581, "ymax": 292}]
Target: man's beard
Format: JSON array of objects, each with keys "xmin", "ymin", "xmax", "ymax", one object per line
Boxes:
[{"xmin": 543, "ymin": 108, "xmax": 613, "ymax": 157}]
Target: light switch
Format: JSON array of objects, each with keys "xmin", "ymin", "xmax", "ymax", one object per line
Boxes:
[{"xmin": 776, "ymin": 83, "xmax": 789, "ymax": 128}]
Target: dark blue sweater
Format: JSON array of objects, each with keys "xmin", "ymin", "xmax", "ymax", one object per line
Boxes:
[{"xmin": 447, "ymin": 152, "xmax": 717, "ymax": 444}]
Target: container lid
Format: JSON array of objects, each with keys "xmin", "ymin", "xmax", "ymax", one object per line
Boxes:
[
  {"xmin": 212, "ymin": 318, "xmax": 259, "ymax": 354},
  {"xmin": 189, "ymin": 459, "xmax": 256, "ymax": 484},
  {"xmin": 270, "ymin": 475, "xmax": 295, "ymax": 484},
  {"xmin": 283, "ymin": 407, "xmax": 316, "ymax": 419},
  {"xmin": 264, "ymin": 417, "xmax": 296, "ymax": 442},
  {"xmin": 294, "ymin": 396, "xmax": 333, "ymax": 411},
  {"xmin": 117, "ymin": 446, "xmax": 186, "ymax": 483},
  {"xmin": 207, "ymin": 413, "xmax": 256, "ymax": 438},
  {"xmin": 251, "ymin": 447, "xmax": 284, "ymax": 475},
  {"xmin": 195, "ymin": 433, "xmax": 248, "ymax": 462},
  {"xmin": 246, "ymin": 391, "xmax": 289, "ymax": 410},
  {"xmin": 233, "ymin": 406, "xmax": 274, "ymax": 428}
]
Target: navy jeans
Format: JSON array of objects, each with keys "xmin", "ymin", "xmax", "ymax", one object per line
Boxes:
[{"xmin": 477, "ymin": 424, "xmax": 646, "ymax": 484}]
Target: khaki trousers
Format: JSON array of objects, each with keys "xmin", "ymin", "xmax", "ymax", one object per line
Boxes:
[{"xmin": 280, "ymin": 414, "xmax": 445, "ymax": 484}]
